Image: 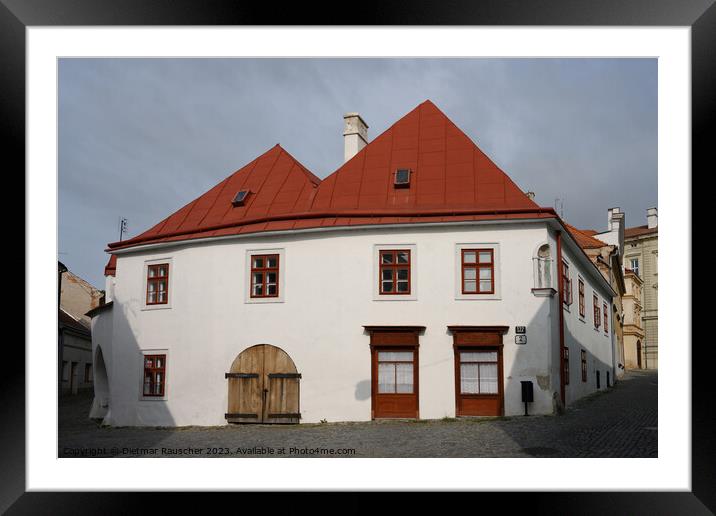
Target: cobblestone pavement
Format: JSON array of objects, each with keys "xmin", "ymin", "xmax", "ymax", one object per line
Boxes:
[{"xmin": 58, "ymin": 370, "xmax": 657, "ymax": 458}]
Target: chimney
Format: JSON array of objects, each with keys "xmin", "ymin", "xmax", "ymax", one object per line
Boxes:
[
  {"xmin": 526, "ymin": 191, "xmax": 535, "ymax": 201},
  {"xmin": 343, "ymin": 113, "xmax": 368, "ymax": 163},
  {"xmin": 647, "ymin": 207, "xmax": 658, "ymax": 229},
  {"xmin": 603, "ymin": 207, "xmax": 625, "ymax": 257}
]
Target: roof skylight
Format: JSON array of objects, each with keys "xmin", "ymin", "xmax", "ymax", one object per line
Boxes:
[{"xmin": 232, "ymin": 190, "xmax": 250, "ymax": 206}]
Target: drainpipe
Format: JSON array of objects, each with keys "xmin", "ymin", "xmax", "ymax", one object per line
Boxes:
[{"xmin": 555, "ymin": 231, "xmax": 566, "ymax": 407}]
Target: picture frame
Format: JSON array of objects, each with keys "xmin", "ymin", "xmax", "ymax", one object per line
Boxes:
[{"xmin": 6, "ymin": 0, "xmax": 707, "ymax": 511}]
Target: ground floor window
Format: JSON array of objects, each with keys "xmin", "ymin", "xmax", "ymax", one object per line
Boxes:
[
  {"xmin": 581, "ymin": 349, "xmax": 587, "ymax": 382},
  {"xmin": 377, "ymin": 351, "xmax": 414, "ymax": 393},
  {"xmin": 143, "ymin": 354, "xmax": 166, "ymax": 397},
  {"xmin": 458, "ymin": 350, "xmax": 498, "ymax": 394}
]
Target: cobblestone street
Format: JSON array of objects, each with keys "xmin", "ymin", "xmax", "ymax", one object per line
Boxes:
[{"xmin": 58, "ymin": 370, "xmax": 657, "ymax": 458}]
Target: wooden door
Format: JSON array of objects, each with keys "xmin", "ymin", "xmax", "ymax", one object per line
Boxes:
[
  {"xmin": 372, "ymin": 348, "xmax": 418, "ymax": 419},
  {"xmin": 636, "ymin": 341, "xmax": 642, "ymax": 369},
  {"xmin": 226, "ymin": 344, "xmax": 300, "ymax": 424},
  {"xmin": 455, "ymin": 347, "xmax": 504, "ymax": 416}
]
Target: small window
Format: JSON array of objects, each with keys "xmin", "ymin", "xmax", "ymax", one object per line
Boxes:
[
  {"xmin": 603, "ymin": 303, "xmax": 609, "ymax": 333},
  {"xmin": 146, "ymin": 264, "xmax": 169, "ymax": 305},
  {"xmin": 143, "ymin": 354, "xmax": 166, "ymax": 397},
  {"xmin": 629, "ymin": 258, "xmax": 640, "ymax": 277},
  {"xmin": 250, "ymin": 254, "xmax": 280, "ymax": 298},
  {"xmin": 232, "ymin": 190, "xmax": 250, "ymax": 206},
  {"xmin": 84, "ymin": 363, "xmax": 92, "ymax": 383},
  {"xmin": 581, "ymin": 349, "xmax": 587, "ymax": 382},
  {"xmin": 394, "ymin": 168, "xmax": 411, "ymax": 188},
  {"xmin": 578, "ymin": 279, "xmax": 585, "ymax": 318},
  {"xmin": 562, "ymin": 261, "xmax": 573, "ymax": 306},
  {"xmin": 563, "ymin": 347, "xmax": 570, "ymax": 385},
  {"xmin": 593, "ymin": 294, "xmax": 601, "ymax": 329},
  {"xmin": 462, "ymin": 249, "xmax": 494, "ymax": 294},
  {"xmin": 379, "ymin": 250, "xmax": 411, "ymax": 295}
]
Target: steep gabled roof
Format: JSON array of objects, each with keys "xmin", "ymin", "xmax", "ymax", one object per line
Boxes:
[
  {"xmin": 107, "ymin": 101, "xmax": 550, "ymax": 252},
  {"xmin": 108, "ymin": 144, "xmax": 320, "ymax": 250},
  {"xmin": 311, "ymin": 100, "xmax": 539, "ymax": 213}
]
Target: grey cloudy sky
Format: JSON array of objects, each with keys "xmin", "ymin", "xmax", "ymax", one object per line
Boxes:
[{"xmin": 59, "ymin": 58, "xmax": 657, "ymax": 288}]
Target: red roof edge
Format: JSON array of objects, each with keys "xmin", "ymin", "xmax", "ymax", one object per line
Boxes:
[
  {"xmin": 104, "ymin": 254, "xmax": 117, "ymax": 276},
  {"xmin": 107, "ymin": 207, "xmax": 559, "ymax": 251}
]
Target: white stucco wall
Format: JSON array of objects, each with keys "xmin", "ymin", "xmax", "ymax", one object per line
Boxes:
[{"xmin": 92, "ymin": 220, "xmax": 614, "ymax": 426}]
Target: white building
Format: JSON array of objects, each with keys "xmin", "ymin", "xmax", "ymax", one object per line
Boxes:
[{"xmin": 89, "ymin": 101, "xmax": 616, "ymax": 426}]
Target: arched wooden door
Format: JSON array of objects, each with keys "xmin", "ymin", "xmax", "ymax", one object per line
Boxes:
[{"xmin": 225, "ymin": 344, "xmax": 301, "ymax": 424}]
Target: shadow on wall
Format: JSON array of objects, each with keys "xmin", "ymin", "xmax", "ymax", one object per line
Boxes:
[
  {"xmin": 87, "ymin": 298, "xmax": 177, "ymax": 433},
  {"xmin": 354, "ymin": 380, "xmax": 371, "ymax": 401}
]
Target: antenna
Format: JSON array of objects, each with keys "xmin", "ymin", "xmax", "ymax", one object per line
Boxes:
[{"xmin": 118, "ymin": 217, "xmax": 128, "ymax": 241}]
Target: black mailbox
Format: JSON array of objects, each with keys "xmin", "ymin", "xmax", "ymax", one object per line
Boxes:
[
  {"xmin": 520, "ymin": 380, "xmax": 534, "ymax": 416},
  {"xmin": 521, "ymin": 380, "xmax": 534, "ymax": 402}
]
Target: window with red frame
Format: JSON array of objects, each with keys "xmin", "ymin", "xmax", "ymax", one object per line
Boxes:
[
  {"xmin": 146, "ymin": 264, "xmax": 169, "ymax": 305},
  {"xmin": 603, "ymin": 303, "xmax": 609, "ymax": 333},
  {"xmin": 561, "ymin": 261, "xmax": 572, "ymax": 306},
  {"xmin": 563, "ymin": 347, "xmax": 570, "ymax": 385},
  {"xmin": 461, "ymin": 249, "xmax": 494, "ymax": 294},
  {"xmin": 143, "ymin": 354, "xmax": 166, "ymax": 397},
  {"xmin": 581, "ymin": 349, "xmax": 587, "ymax": 382},
  {"xmin": 250, "ymin": 254, "xmax": 279, "ymax": 298},
  {"xmin": 578, "ymin": 279, "xmax": 585, "ymax": 317},
  {"xmin": 593, "ymin": 294, "xmax": 601, "ymax": 328},
  {"xmin": 379, "ymin": 250, "xmax": 411, "ymax": 295}
]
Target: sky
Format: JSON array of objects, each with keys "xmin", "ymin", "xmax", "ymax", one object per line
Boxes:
[{"xmin": 58, "ymin": 58, "xmax": 657, "ymax": 288}]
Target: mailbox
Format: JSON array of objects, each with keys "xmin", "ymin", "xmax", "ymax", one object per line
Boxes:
[
  {"xmin": 521, "ymin": 380, "xmax": 534, "ymax": 402},
  {"xmin": 520, "ymin": 380, "xmax": 534, "ymax": 416}
]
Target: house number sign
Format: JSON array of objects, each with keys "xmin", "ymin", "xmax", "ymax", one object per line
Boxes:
[
  {"xmin": 515, "ymin": 335, "xmax": 527, "ymax": 345},
  {"xmin": 516, "ymin": 326, "xmax": 526, "ymax": 334}
]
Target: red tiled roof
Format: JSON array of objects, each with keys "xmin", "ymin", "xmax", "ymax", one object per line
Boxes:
[
  {"xmin": 580, "ymin": 229, "xmax": 598, "ymax": 236},
  {"xmin": 107, "ymin": 101, "xmax": 551, "ymax": 252},
  {"xmin": 104, "ymin": 254, "xmax": 116, "ymax": 276},
  {"xmin": 565, "ymin": 223, "xmax": 608, "ymax": 249},
  {"xmin": 625, "ymin": 225, "xmax": 657, "ymax": 238}
]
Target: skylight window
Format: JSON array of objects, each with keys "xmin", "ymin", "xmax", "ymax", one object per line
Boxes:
[
  {"xmin": 232, "ymin": 190, "xmax": 250, "ymax": 206},
  {"xmin": 394, "ymin": 169, "xmax": 411, "ymax": 188}
]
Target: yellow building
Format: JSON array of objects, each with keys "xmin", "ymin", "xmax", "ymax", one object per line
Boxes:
[
  {"xmin": 622, "ymin": 269, "xmax": 646, "ymax": 369},
  {"xmin": 624, "ymin": 208, "xmax": 658, "ymax": 369}
]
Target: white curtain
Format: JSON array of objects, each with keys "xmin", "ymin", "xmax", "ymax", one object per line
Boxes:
[{"xmin": 396, "ymin": 364, "xmax": 413, "ymax": 393}]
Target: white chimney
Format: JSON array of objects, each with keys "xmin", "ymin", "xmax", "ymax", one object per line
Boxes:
[
  {"xmin": 343, "ymin": 113, "xmax": 368, "ymax": 163},
  {"xmin": 647, "ymin": 207, "xmax": 658, "ymax": 229},
  {"xmin": 526, "ymin": 191, "xmax": 535, "ymax": 201},
  {"xmin": 598, "ymin": 207, "xmax": 624, "ymax": 256}
]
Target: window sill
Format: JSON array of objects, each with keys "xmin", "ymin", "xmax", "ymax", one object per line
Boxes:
[
  {"xmin": 531, "ymin": 288, "xmax": 556, "ymax": 298},
  {"xmin": 245, "ymin": 297, "xmax": 285, "ymax": 304},
  {"xmin": 579, "ymin": 316, "xmax": 586, "ymax": 323},
  {"xmin": 141, "ymin": 304, "xmax": 172, "ymax": 312}
]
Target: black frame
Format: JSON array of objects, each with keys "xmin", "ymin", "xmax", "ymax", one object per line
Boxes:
[{"xmin": 8, "ymin": 0, "xmax": 708, "ymax": 512}]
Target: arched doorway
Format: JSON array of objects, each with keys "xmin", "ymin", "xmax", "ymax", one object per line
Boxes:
[
  {"xmin": 636, "ymin": 340, "xmax": 642, "ymax": 369},
  {"xmin": 89, "ymin": 346, "xmax": 109, "ymax": 420},
  {"xmin": 225, "ymin": 344, "xmax": 301, "ymax": 424}
]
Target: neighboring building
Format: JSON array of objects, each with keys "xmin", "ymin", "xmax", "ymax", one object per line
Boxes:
[
  {"xmin": 624, "ymin": 208, "xmax": 658, "ymax": 369},
  {"xmin": 622, "ymin": 269, "xmax": 645, "ymax": 369},
  {"xmin": 59, "ymin": 264, "xmax": 102, "ymax": 396},
  {"xmin": 59, "ymin": 308, "xmax": 93, "ymax": 395},
  {"xmin": 565, "ymin": 218, "xmax": 626, "ymax": 382},
  {"xmin": 61, "ymin": 267, "xmax": 104, "ymax": 326},
  {"xmin": 88, "ymin": 100, "xmax": 617, "ymax": 426}
]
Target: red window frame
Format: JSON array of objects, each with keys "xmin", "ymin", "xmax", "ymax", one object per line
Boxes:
[
  {"xmin": 562, "ymin": 261, "xmax": 572, "ymax": 306},
  {"xmin": 581, "ymin": 349, "xmax": 587, "ymax": 382},
  {"xmin": 143, "ymin": 354, "xmax": 166, "ymax": 397},
  {"xmin": 603, "ymin": 303, "xmax": 609, "ymax": 333},
  {"xmin": 593, "ymin": 294, "xmax": 601, "ymax": 328},
  {"xmin": 250, "ymin": 254, "xmax": 280, "ymax": 298},
  {"xmin": 146, "ymin": 263, "xmax": 169, "ymax": 305},
  {"xmin": 461, "ymin": 249, "xmax": 495, "ymax": 294},
  {"xmin": 563, "ymin": 347, "xmax": 570, "ymax": 385},
  {"xmin": 379, "ymin": 250, "xmax": 411, "ymax": 295},
  {"xmin": 578, "ymin": 279, "xmax": 585, "ymax": 318}
]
